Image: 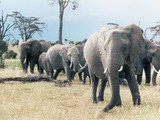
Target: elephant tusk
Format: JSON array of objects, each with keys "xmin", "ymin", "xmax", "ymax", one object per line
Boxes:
[
  {"xmin": 118, "ymin": 66, "xmax": 123, "ymax": 72},
  {"xmin": 70, "ymin": 62, "xmax": 73, "ymax": 68},
  {"xmin": 23, "ymin": 58, "xmax": 27, "ymax": 64},
  {"xmin": 79, "ymin": 63, "xmax": 83, "ymax": 68},
  {"xmin": 104, "ymin": 67, "xmax": 108, "ymax": 74},
  {"xmin": 153, "ymin": 65, "xmax": 159, "ymax": 74}
]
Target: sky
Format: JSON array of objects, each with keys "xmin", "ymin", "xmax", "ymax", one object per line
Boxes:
[{"xmin": 1, "ymin": 0, "xmax": 160, "ymax": 43}]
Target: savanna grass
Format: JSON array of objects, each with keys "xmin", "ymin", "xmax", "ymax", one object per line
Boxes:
[{"xmin": 0, "ymin": 45, "xmax": 160, "ymax": 119}]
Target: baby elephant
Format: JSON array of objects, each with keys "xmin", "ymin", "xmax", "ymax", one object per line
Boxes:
[{"xmin": 38, "ymin": 52, "xmax": 49, "ymax": 76}]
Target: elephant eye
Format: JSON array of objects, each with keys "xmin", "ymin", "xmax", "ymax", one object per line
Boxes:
[
  {"xmin": 123, "ymin": 46, "xmax": 127, "ymax": 50},
  {"xmin": 68, "ymin": 53, "xmax": 71, "ymax": 57}
]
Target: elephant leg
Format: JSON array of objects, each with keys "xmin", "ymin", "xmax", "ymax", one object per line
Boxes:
[
  {"xmin": 152, "ymin": 71, "xmax": 158, "ymax": 86},
  {"xmin": 144, "ymin": 61, "xmax": 151, "ymax": 84},
  {"xmin": 23, "ymin": 61, "xmax": 29, "ymax": 74},
  {"xmin": 30, "ymin": 64, "xmax": 35, "ymax": 73},
  {"xmin": 89, "ymin": 69, "xmax": 99, "ymax": 103},
  {"xmin": 45, "ymin": 69, "xmax": 50, "ymax": 76},
  {"xmin": 30, "ymin": 60, "xmax": 36, "ymax": 74},
  {"xmin": 39, "ymin": 66, "xmax": 44, "ymax": 75},
  {"xmin": 137, "ymin": 71, "xmax": 143, "ymax": 85},
  {"xmin": 98, "ymin": 79, "xmax": 107, "ymax": 102},
  {"xmin": 53, "ymin": 69, "xmax": 62, "ymax": 79},
  {"xmin": 125, "ymin": 64, "xmax": 141, "ymax": 106},
  {"xmin": 83, "ymin": 72, "xmax": 87, "ymax": 84},
  {"xmin": 70, "ymin": 71, "xmax": 76, "ymax": 80},
  {"xmin": 78, "ymin": 72, "xmax": 83, "ymax": 81}
]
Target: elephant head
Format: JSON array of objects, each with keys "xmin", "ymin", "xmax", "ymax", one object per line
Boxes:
[
  {"xmin": 19, "ymin": 40, "xmax": 41, "ymax": 73},
  {"xmin": 59, "ymin": 44, "xmax": 73, "ymax": 80},
  {"xmin": 67, "ymin": 45, "xmax": 84, "ymax": 72}
]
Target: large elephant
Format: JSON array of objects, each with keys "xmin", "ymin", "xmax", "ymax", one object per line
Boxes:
[
  {"xmin": 19, "ymin": 39, "xmax": 51, "ymax": 74},
  {"xmin": 84, "ymin": 24, "xmax": 144, "ymax": 112}
]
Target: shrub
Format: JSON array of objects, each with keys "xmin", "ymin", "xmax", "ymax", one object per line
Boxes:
[{"xmin": 4, "ymin": 50, "xmax": 17, "ymax": 59}]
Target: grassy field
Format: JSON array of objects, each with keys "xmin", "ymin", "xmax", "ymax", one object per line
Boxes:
[{"xmin": 0, "ymin": 59, "xmax": 160, "ymax": 120}]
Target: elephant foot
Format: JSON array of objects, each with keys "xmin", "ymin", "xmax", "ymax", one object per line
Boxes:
[
  {"xmin": 116, "ymin": 102, "xmax": 122, "ymax": 107},
  {"xmin": 145, "ymin": 83, "xmax": 150, "ymax": 86},
  {"xmin": 92, "ymin": 98, "xmax": 98, "ymax": 104},
  {"xmin": 133, "ymin": 93, "xmax": 141, "ymax": 106},
  {"xmin": 50, "ymin": 78, "xmax": 56, "ymax": 81},
  {"xmin": 153, "ymin": 83, "xmax": 158, "ymax": 86},
  {"xmin": 102, "ymin": 106, "xmax": 111, "ymax": 112},
  {"xmin": 98, "ymin": 97, "xmax": 104, "ymax": 102}
]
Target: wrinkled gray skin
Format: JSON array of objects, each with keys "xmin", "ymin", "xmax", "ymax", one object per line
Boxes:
[
  {"xmin": 46, "ymin": 44, "xmax": 86, "ymax": 81},
  {"xmin": 67, "ymin": 45, "xmax": 86, "ymax": 81},
  {"xmin": 84, "ymin": 24, "xmax": 144, "ymax": 112},
  {"xmin": 144, "ymin": 40, "xmax": 160, "ymax": 85},
  {"xmin": 68, "ymin": 45, "xmax": 85, "ymax": 72},
  {"xmin": 136, "ymin": 59, "xmax": 151, "ymax": 85},
  {"xmin": 38, "ymin": 52, "xmax": 49, "ymax": 75},
  {"xmin": 19, "ymin": 39, "xmax": 51, "ymax": 74},
  {"xmin": 46, "ymin": 44, "xmax": 73, "ymax": 80}
]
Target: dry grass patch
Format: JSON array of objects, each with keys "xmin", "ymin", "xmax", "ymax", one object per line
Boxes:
[{"xmin": 0, "ymin": 59, "xmax": 160, "ymax": 120}]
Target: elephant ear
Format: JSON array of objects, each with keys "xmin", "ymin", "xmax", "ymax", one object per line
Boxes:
[
  {"xmin": 123, "ymin": 24, "xmax": 145, "ymax": 73},
  {"xmin": 76, "ymin": 45, "xmax": 84, "ymax": 58},
  {"xmin": 29, "ymin": 40, "xmax": 41, "ymax": 56}
]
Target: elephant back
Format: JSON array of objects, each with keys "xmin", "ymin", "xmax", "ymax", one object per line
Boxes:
[
  {"xmin": 46, "ymin": 44, "xmax": 63, "ymax": 69},
  {"xmin": 39, "ymin": 40, "xmax": 51, "ymax": 53}
]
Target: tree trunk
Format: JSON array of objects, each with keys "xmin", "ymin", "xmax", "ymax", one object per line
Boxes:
[{"xmin": 58, "ymin": 11, "xmax": 64, "ymax": 44}]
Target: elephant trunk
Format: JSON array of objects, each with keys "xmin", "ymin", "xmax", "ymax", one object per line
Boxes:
[
  {"xmin": 20, "ymin": 53, "xmax": 28, "ymax": 74},
  {"xmin": 103, "ymin": 69, "xmax": 120, "ymax": 112},
  {"xmin": 71, "ymin": 58, "xmax": 80, "ymax": 72},
  {"xmin": 103, "ymin": 59, "xmax": 122, "ymax": 112}
]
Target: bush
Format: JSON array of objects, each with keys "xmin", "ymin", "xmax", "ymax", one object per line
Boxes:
[{"xmin": 4, "ymin": 50, "xmax": 17, "ymax": 59}]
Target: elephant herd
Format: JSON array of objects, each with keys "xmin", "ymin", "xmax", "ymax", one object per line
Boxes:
[
  {"xmin": 19, "ymin": 24, "xmax": 160, "ymax": 112},
  {"xmin": 19, "ymin": 40, "xmax": 88, "ymax": 82}
]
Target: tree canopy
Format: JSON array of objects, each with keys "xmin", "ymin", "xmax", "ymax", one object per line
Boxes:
[{"xmin": 10, "ymin": 11, "xmax": 46, "ymax": 41}]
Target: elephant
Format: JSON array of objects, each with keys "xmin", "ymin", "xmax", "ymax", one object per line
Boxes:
[
  {"xmin": 67, "ymin": 44, "xmax": 86, "ymax": 81},
  {"xmin": 144, "ymin": 39, "xmax": 160, "ymax": 85},
  {"xmin": 84, "ymin": 24, "xmax": 144, "ymax": 112},
  {"xmin": 46, "ymin": 44, "xmax": 86, "ymax": 81},
  {"xmin": 136, "ymin": 58, "xmax": 151, "ymax": 85},
  {"xmin": 38, "ymin": 52, "xmax": 49, "ymax": 75},
  {"xmin": 46, "ymin": 44, "xmax": 73, "ymax": 80},
  {"xmin": 19, "ymin": 39, "xmax": 51, "ymax": 74}
]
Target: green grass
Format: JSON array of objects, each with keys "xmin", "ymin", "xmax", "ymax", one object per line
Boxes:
[{"xmin": 4, "ymin": 59, "xmax": 21, "ymax": 69}]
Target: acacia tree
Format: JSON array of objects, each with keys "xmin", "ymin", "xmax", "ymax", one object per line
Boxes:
[
  {"xmin": 49, "ymin": 0, "xmax": 78, "ymax": 44},
  {"xmin": 0, "ymin": 11, "xmax": 14, "ymax": 67},
  {"xmin": 0, "ymin": 11, "xmax": 15, "ymax": 42},
  {"xmin": 10, "ymin": 11, "xmax": 46, "ymax": 41},
  {"xmin": 144, "ymin": 21, "xmax": 160, "ymax": 42}
]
